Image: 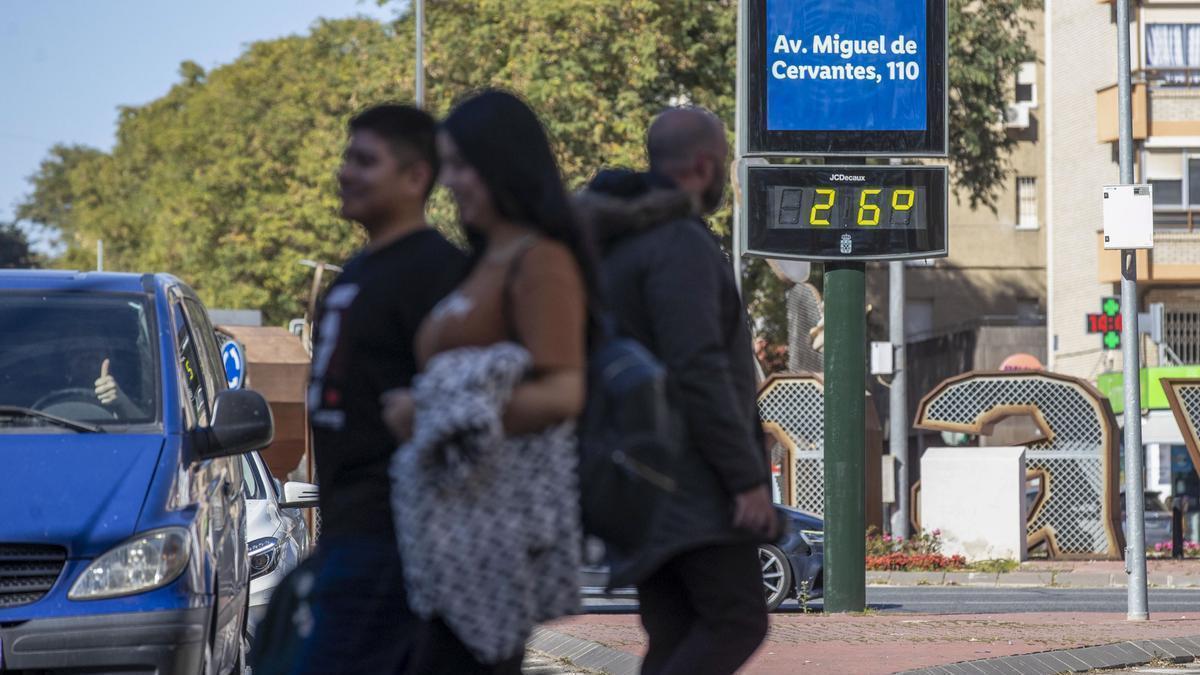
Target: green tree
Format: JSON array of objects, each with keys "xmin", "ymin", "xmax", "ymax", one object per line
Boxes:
[
  {"xmin": 17, "ymin": 1, "xmax": 1037, "ymax": 332},
  {"xmin": 19, "ymin": 20, "xmax": 415, "ymax": 323},
  {"xmin": 948, "ymin": 0, "xmax": 1040, "ymax": 211},
  {"xmin": 0, "ymin": 222, "xmax": 38, "ymax": 268}
]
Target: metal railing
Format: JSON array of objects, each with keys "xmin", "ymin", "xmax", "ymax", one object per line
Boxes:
[
  {"xmin": 1139, "ymin": 67, "xmax": 1200, "ymax": 89},
  {"xmin": 1165, "ymin": 308, "xmax": 1200, "ymax": 365}
]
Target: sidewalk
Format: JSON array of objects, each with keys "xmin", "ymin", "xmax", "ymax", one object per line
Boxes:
[
  {"xmin": 523, "ymin": 561, "xmax": 1200, "ymax": 674},
  {"xmin": 874, "ymin": 559, "xmax": 1200, "ymax": 589},
  {"xmin": 537, "ymin": 611, "xmax": 1200, "ymax": 674}
]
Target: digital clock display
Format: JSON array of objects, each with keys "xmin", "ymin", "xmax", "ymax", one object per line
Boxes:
[
  {"xmin": 745, "ymin": 165, "xmax": 947, "ymax": 261},
  {"xmin": 768, "ymin": 186, "xmax": 928, "ymax": 230}
]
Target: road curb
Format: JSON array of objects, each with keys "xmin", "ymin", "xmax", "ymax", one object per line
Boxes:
[
  {"xmin": 528, "ymin": 627, "xmax": 641, "ymax": 675},
  {"xmin": 866, "ymin": 571, "xmax": 1200, "ymax": 588},
  {"xmin": 898, "ymin": 635, "xmax": 1200, "ymax": 674}
]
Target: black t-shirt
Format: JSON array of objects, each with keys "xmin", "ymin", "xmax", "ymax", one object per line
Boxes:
[{"xmin": 307, "ymin": 228, "xmax": 467, "ymax": 540}]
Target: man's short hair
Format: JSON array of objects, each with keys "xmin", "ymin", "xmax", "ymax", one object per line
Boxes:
[
  {"xmin": 647, "ymin": 107, "xmax": 727, "ymax": 173},
  {"xmin": 348, "ymin": 104, "xmax": 439, "ymax": 198}
]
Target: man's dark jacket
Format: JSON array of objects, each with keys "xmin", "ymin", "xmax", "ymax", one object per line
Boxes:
[{"xmin": 578, "ymin": 169, "xmax": 772, "ymax": 585}]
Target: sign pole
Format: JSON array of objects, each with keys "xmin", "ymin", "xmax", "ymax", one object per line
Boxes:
[
  {"xmin": 1115, "ymin": 0, "xmax": 1148, "ymax": 622},
  {"xmin": 823, "ymin": 261, "xmax": 867, "ymax": 613},
  {"xmin": 889, "ymin": 260, "xmax": 909, "ymax": 539}
]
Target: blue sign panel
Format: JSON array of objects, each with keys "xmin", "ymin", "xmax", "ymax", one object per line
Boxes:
[
  {"xmin": 766, "ymin": 0, "xmax": 927, "ymax": 132},
  {"xmin": 222, "ymin": 340, "xmax": 245, "ymax": 390},
  {"xmin": 745, "ymin": 0, "xmax": 947, "ymax": 156}
]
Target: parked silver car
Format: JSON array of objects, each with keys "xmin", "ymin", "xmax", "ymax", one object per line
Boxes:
[{"xmin": 241, "ymin": 451, "xmax": 319, "ymax": 630}]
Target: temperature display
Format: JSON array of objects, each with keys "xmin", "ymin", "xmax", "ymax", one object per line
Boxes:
[
  {"xmin": 769, "ymin": 186, "xmax": 928, "ymax": 230},
  {"xmin": 746, "ymin": 164, "xmax": 947, "ymax": 261}
]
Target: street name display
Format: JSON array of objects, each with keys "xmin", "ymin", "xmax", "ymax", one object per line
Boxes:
[
  {"xmin": 736, "ymin": 0, "xmax": 948, "ymax": 613},
  {"xmin": 745, "ymin": 164, "xmax": 947, "ymax": 260},
  {"xmin": 746, "ymin": 0, "xmax": 947, "ymax": 155}
]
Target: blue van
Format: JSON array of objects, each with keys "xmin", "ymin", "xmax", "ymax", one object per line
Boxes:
[{"xmin": 0, "ymin": 271, "xmax": 273, "ymax": 674}]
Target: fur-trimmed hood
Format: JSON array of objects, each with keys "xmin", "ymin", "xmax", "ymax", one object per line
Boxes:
[{"xmin": 574, "ymin": 169, "xmax": 697, "ymax": 247}]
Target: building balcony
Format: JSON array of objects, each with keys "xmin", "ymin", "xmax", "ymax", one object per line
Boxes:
[
  {"xmin": 1097, "ymin": 69, "xmax": 1200, "ymax": 143},
  {"xmin": 1098, "ymin": 230, "xmax": 1200, "ymax": 283}
]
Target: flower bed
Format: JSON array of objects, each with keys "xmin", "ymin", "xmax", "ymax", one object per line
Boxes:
[
  {"xmin": 1148, "ymin": 541, "xmax": 1200, "ymax": 559},
  {"xmin": 865, "ymin": 527, "xmax": 968, "ymax": 571}
]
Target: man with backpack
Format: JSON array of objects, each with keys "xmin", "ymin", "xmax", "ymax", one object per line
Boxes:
[{"xmin": 579, "ymin": 107, "xmax": 778, "ymax": 675}]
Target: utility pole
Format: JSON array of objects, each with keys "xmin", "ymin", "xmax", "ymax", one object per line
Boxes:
[
  {"xmin": 415, "ymin": 0, "xmax": 425, "ymax": 108},
  {"xmin": 96, "ymin": 240, "xmax": 104, "ymax": 272},
  {"xmin": 889, "ymin": 261, "xmax": 909, "ymax": 538},
  {"xmin": 1115, "ymin": 0, "xmax": 1149, "ymax": 622},
  {"xmin": 732, "ymin": 0, "xmax": 747, "ymax": 296}
]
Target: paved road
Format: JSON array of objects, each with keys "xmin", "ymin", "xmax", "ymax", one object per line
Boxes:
[{"xmin": 584, "ymin": 587, "xmax": 1200, "ymax": 615}]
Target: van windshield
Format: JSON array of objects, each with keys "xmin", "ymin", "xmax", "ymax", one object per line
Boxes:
[{"xmin": 0, "ymin": 293, "xmax": 159, "ymax": 430}]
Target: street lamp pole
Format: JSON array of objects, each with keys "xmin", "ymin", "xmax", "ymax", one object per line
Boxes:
[
  {"xmin": 415, "ymin": 0, "xmax": 425, "ymax": 108},
  {"xmin": 1115, "ymin": 0, "xmax": 1149, "ymax": 622}
]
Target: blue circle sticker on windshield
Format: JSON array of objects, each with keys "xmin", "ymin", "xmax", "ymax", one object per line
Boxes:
[{"xmin": 222, "ymin": 341, "xmax": 245, "ymax": 390}]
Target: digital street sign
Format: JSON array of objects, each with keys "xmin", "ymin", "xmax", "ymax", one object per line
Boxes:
[
  {"xmin": 745, "ymin": 164, "xmax": 947, "ymax": 261},
  {"xmin": 746, "ymin": 0, "xmax": 947, "ymax": 156},
  {"xmin": 1086, "ymin": 297, "xmax": 1123, "ymax": 350}
]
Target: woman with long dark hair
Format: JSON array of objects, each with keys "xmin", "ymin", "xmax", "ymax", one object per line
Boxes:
[{"xmin": 383, "ymin": 90, "xmax": 596, "ymax": 673}]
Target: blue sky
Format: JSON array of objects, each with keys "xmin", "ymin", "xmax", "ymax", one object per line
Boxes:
[{"xmin": 0, "ymin": 0, "xmax": 400, "ymax": 240}]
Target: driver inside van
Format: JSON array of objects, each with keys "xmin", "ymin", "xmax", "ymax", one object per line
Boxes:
[
  {"xmin": 64, "ymin": 353, "xmax": 141, "ymax": 418},
  {"xmin": 94, "ymin": 358, "xmax": 140, "ymax": 417}
]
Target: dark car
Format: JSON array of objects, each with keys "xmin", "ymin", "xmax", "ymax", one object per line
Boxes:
[
  {"xmin": 0, "ymin": 271, "xmax": 274, "ymax": 674},
  {"xmin": 581, "ymin": 506, "xmax": 824, "ymax": 612}
]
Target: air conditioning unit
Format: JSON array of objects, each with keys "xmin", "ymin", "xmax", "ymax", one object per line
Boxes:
[{"xmin": 1005, "ymin": 103, "xmax": 1031, "ymax": 129}]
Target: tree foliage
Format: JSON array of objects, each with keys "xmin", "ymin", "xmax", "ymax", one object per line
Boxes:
[
  {"xmin": 948, "ymin": 0, "xmax": 1040, "ymax": 211},
  {"xmin": 0, "ymin": 223, "xmax": 38, "ymax": 269},
  {"xmin": 16, "ymin": 1, "xmax": 1037, "ymax": 327}
]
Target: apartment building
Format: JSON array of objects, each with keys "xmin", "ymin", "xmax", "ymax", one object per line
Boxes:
[
  {"xmin": 859, "ymin": 10, "xmax": 1047, "ymax": 414},
  {"xmin": 1048, "ymin": 0, "xmax": 1200, "ymax": 379},
  {"xmin": 1046, "ymin": 0, "xmax": 1200, "ymax": 506}
]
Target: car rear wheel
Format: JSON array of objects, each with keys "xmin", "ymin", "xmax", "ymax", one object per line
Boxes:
[{"xmin": 759, "ymin": 544, "xmax": 792, "ymax": 612}]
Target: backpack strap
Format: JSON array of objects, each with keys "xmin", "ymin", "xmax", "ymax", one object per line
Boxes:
[{"xmin": 501, "ymin": 235, "xmax": 538, "ymax": 343}]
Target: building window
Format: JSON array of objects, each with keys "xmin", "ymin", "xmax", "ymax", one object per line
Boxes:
[
  {"xmin": 1015, "ymin": 62, "xmax": 1037, "ymax": 106},
  {"xmin": 1145, "ymin": 24, "xmax": 1200, "ymax": 85},
  {"xmin": 1017, "ymin": 176, "xmax": 1038, "ymax": 229},
  {"xmin": 1142, "ymin": 149, "xmax": 1200, "ymax": 228}
]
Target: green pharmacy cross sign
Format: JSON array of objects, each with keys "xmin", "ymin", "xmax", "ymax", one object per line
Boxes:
[{"xmin": 1086, "ymin": 297, "xmax": 1123, "ymax": 350}]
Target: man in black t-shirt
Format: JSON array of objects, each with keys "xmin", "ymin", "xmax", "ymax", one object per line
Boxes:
[{"xmin": 294, "ymin": 105, "xmax": 466, "ymax": 674}]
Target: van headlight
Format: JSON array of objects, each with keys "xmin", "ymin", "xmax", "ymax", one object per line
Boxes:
[
  {"xmin": 249, "ymin": 537, "xmax": 281, "ymax": 579},
  {"xmin": 69, "ymin": 528, "xmax": 191, "ymax": 600}
]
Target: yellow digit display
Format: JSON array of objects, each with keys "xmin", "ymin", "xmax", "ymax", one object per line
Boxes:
[
  {"xmin": 892, "ymin": 189, "xmax": 915, "ymax": 212},
  {"xmin": 810, "ymin": 188, "xmax": 835, "ymax": 226},
  {"xmin": 857, "ymin": 189, "xmax": 882, "ymax": 226}
]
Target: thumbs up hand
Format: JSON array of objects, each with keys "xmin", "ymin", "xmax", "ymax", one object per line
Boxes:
[{"xmin": 95, "ymin": 358, "xmax": 119, "ymax": 405}]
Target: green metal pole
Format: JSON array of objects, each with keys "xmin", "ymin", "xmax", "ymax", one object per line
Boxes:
[{"xmin": 823, "ymin": 260, "xmax": 867, "ymax": 613}]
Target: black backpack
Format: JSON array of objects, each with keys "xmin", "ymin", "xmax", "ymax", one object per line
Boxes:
[{"xmin": 577, "ymin": 316, "xmax": 679, "ymax": 553}]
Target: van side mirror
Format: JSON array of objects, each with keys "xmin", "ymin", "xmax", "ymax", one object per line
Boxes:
[
  {"xmin": 280, "ymin": 481, "xmax": 319, "ymax": 509},
  {"xmin": 193, "ymin": 389, "xmax": 274, "ymax": 461}
]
